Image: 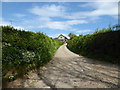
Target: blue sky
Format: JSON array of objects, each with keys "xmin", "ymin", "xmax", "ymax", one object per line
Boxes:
[{"xmin": 1, "ymin": 2, "xmax": 118, "ymax": 38}]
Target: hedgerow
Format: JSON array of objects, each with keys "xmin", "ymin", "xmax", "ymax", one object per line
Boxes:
[
  {"xmin": 2, "ymin": 26, "xmax": 63, "ymax": 82},
  {"xmin": 67, "ymin": 26, "xmax": 120, "ymax": 64}
]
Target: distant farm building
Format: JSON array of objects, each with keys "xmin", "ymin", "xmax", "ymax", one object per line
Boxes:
[{"xmin": 54, "ymin": 34, "xmax": 68, "ymax": 42}]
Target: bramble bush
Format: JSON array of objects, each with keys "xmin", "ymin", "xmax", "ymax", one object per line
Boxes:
[
  {"xmin": 2, "ymin": 26, "xmax": 63, "ymax": 82},
  {"xmin": 67, "ymin": 25, "xmax": 120, "ymax": 64}
]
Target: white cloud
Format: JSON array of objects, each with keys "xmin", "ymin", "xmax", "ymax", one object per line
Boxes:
[
  {"xmin": 27, "ymin": 3, "xmax": 118, "ymax": 31},
  {"xmin": 66, "ymin": 20, "xmax": 88, "ymax": 25},
  {"xmin": 28, "ymin": 3, "xmax": 116, "ymax": 32},
  {"xmin": 41, "ymin": 21, "xmax": 69, "ymax": 30},
  {"xmin": 29, "ymin": 5, "xmax": 66, "ymax": 17},
  {"xmin": 66, "ymin": 2, "xmax": 118, "ymax": 20},
  {"xmin": 79, "ymin": 2, "xmax": 118, "ymax": 17},
  {"xmin": 3, "ymin": 2, "xmax": 116, "ymax": 36},
  {"xmin": 28, "ymin": 4, "xmax": 89, "ymax": 30},
  {"xmin": 76, "ymin": 29, "xmax": 92, "ymax": 33},
  {"xmin": 5, "ymin": 2, "xmax": 117, "ymax": 35},
  {"xmin": 14, "ymin": 14, "xmax": 26, "ymax": 17},
  {"xmin": 91, "ymin": 3, "xmax": 117, "ymax": 16},
  {"xmin": 40, "ymin": 19, "xmax": 88, "ymax": 30},
  {"xmin": 38, "ymin": 17, "xmax": 52, "ymax": 22},
  {"xmin": 0, "ymin": 18, "xmax": 10, "ymax": 26},
  {"xmin": 0, "ymin": 18, "xmax": 25, "ymax": 30},
  {"xmin": 2, "ymin": 0, "xmax": 120, "ymax": 2}
]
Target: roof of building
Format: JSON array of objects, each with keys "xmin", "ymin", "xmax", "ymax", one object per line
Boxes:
[{"xmin": 58, "ymin": 34, "xmax": 68, "ymax": 39}]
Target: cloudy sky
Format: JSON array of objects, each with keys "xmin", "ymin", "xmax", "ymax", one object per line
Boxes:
[{"xmin": 1, "ymin": 2, "xmax": 118, "ymax": 38}]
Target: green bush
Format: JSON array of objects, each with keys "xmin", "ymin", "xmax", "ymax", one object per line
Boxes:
[
  {"xmin": 67, "ymin": 27, "xmax": 120, "ymax": 64},
  {"xmin": 2, "ymin": 26, "xmax": 63, "ymax": 82}
]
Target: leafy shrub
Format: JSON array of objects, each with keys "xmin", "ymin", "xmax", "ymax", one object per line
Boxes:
[
  {"xmin": 93, "ymin": 27, "xmax": 112, "ymax": 35},
  {"xmin": 2, "ymin": 26, "xmax": 63, "ymax": 82},
  {"xmin": 67, "ymin": 26, "xmax": 120, "ymax": 64}
]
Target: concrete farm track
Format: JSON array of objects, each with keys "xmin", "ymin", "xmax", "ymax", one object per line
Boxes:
[{"xmin": 5, "ymin": 44, "xmax": 120, "ymax": 88}]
